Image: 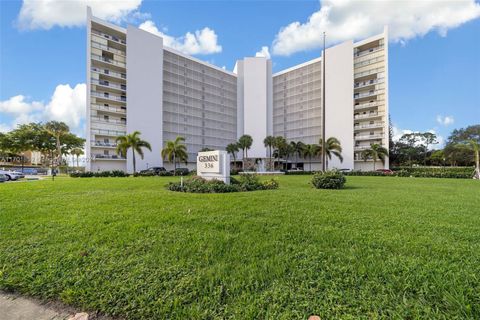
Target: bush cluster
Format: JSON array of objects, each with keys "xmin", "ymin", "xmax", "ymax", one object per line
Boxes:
[
  {"xmin": 345, "ymin": 167, "xmax": 474, "ymax": 179},
  {"xmin": 133, "ymin": 171, "xmax": 174, "ymax": 177},
  {"xmin": 70, "ymin": 170, "xmax": 130, "ymax": 178},
  {"xmin": 311, "ymin": 170, "xmax": 346, "ymax": 189},
  {"xmin": 167, "ymin": 174, "xmax": 279, "ymax": 193}
]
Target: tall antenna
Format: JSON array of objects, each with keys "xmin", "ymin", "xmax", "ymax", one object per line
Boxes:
[{"xmin": 322, "ymin": 32, "xmax": 326, "ymax": 171}]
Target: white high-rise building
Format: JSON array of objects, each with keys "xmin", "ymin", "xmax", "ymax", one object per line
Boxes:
[{"xmin": 86, "ymin": 8, "xmax": 389, "ymax": 172}]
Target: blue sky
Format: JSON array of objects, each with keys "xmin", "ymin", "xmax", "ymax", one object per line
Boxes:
[{"xmin": 1, "ymin": 0, "xmax": 479, "ymax": 146}]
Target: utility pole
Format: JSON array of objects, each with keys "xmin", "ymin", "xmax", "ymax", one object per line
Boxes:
[{"xmin": 322, "ymin": 32, "xmax": 326, "ymax": 172}]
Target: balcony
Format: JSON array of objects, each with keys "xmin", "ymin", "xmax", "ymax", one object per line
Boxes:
[
  {"xmin": 354, "ymin": 146, "xmax": 371, "ymax": 151},
  {"xmin": 92, "ymin": 141, "xmax": 118, "ymax": 148},
  {"xmin": 354, "ymin": 67, "xmax": 384, "ymax": 79},
  {"xmin": 354, "ymin": 78, "xmax": 383, "ymax": 90},
  {"xmin": 91, "ymin": 116, "xmax": 126, "ymax": 125},
  {"xmin": 93, "ymin": 154, "xmax": 125, "ymax": 160},
  {"xmin": 91, "ymin": 67, "xmax": 126, "ymax": 80},
  {"xmin": 354, "ymin": 123, "xmax": 384, "ymax": 130},
  {"xmin": 354, "ymin": 90, "xmax": 383, "ymax": 100},
  {"xmin": 354, "ymin": 45, "xmax": 384, "ymax": 58},
  {"xmin": 354, "ymin": 134, "xmax": 384, "ymax": 140},
  {"xmin": 91, "ymin": 41, "xmax": 125, "ymax": 56},
  {"xmin": 91, "ymin": 129, "xmax": 126, "ymax": 137},
  {"xmin": 354, "ymin": 102, "xmax": 382, "ymax": 110},
  {"xmin": 91, "ymin": 104, "xmax": 126, "ymax": 114},
  {"xmin": 91, "ymin": 29, "xmax": 126, "ymax": 45},
  {"xmin": 91, "ymin": 79, "xmax": 126, "ymax": 92},
  {"xmin": 354, "ymin": 56, "xmax": 384, "ymax": 69},
  {"xmin": 91, "ymin": 54, "xmax": 126, "ymax": 68},
  {"xmin": 91, "ymin": 91, "xmax": 126, "ymax": 103},
  {"xmin": 354, "ymin": 112, "xmax": 384, "ymax": 120}
]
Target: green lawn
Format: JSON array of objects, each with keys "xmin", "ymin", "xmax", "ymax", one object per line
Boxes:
[{"xmin": 1, "ymin": 176, "xmax": 479, "ymax": 319}]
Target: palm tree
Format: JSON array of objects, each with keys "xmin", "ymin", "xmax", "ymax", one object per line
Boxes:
[
  {"xmin": 161, "ymin": 136, "xmax": 188, "ymax": 175},
  {"xmin": 363, "ymin": 143, "xmax": 388, "ymax": 170},
  {"xmin": 290, "ymin": 141, "xmax": 305, "ymax": 169},
  {"xmin": 116, "ymin": 131, "xmax": 152, "ymax": 173},
  {"xmin": 226, "ymin": 143, "xmax": 239, "ymax": 168},
  {"xmin": 71, "ymin": 148, "xmax": 84, "ymax": 168},
  {"xmin": 303, "ymin": 144, "xmax": 319, "ymax": 172},
  {"xmin": 317, "ymin": 137, "xmax": 343, "ymax": 170},
  {"xmin": 467, "ymin": 140, "xmax": 479, "ymax": 179},
  {"xmin": 263, "ymin": 136, "xmax": 275, "ymax": 171},
  {"xmin": 273, "ymin": 136, "xmax": 287, "ymax": 170},
  {"xmin": 238, "ymin": 134, "xmax": 253, "ymax": 170}
]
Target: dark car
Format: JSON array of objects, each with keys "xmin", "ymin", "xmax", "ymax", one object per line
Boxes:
[
  {"xmin": 376, "ymin": 169, "xmax": 394, "ymax": 175},
  {"xmin": 170, "ymin": 168, "xmax": 189, "ymax": 176},
  {"xmin": 140, "ymin": 167, "xmax": 166, "ymax": 175}
]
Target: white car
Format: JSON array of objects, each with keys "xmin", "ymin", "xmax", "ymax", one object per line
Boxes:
[{"xmin": 0, "ymin": 170, "xmax": 24, "ymax": 181}]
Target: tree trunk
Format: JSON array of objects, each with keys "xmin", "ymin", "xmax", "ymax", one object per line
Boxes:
[
  {"xmin": 132, "ymin": 149, "xmax": 136, "ymax": 173},
  {"xmin": 373, "ymin": 158, "xmax": 376, "ymax": 171},
  {"xmin": 173, "ymin": 152, "xmax": 176, "ymax": 176},
  {"xmin": 474, "ymin": 150, "xmax": 480, "ymax": 179}
]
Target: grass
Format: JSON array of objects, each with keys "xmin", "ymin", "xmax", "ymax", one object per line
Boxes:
[{"xmin": 1, "ymin": 176, "xmax": 479, "ymax": 319}]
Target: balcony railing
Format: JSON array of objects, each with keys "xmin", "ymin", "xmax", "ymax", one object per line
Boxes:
[
  {"xmin": 91, "ymin": 79, "xmax": 126, "ymax": 91},
  {"xmin": 355, "ymin": 67, "xmax": 384, "ymax": 79},
  {"xmin": 91, "ymin": 29, "xmax": 126, "ymax": 45},
  {"xmin": 354, "ymin": 56, "xmax": 384, "ymax": 69},
  {"xmin": 91, "ymin": 104, "xmax": 126, "ymax": 114},
  {"xmin": 91, "ymin": 116, "xmax": 126, "ymax": 125},
  {"xmin": 354, "ymin": 112, "xmax": 384, "ymax": 120},
  {"xmin": 91, "ymin": 67, "xmax": 126, "ymax": 80},
  {"xmin": 355, "ymin": 134, "xmax": 384, "ymax": 140},
  {"xmin": 93, "ymin": 154, "xmax": 125, "ymax": 160},
  {"xmin": 354, "ymin": 102, "xmax": 382, "ymax": 110},
  {"xmin": 354, "ymin": 146, "xmax": 371, "ymax": 151},
  {"xmin": 91, "ymin": 129, "xmax": 126, "ymax": 137},
  {"xmin": 92, "ymin": 141, "xmax": 118, "ymax": 148},
  {"xmin": 354, "ymin": 90, "xmax": 383, "ymax": 99},
  {"xmin": 91, "ymin": 91, "xmax": 126, "ymax": 103},
  {"xmin": 354, "ymin": 45, "xmax": 384, "ymax": 58},
  {"xmin": 354, "ymin": 123, "xmax": 384, "ymax": 130},
  {"xmin": 354, "ymin": 78, "xmax": 383, "ymax": 89},
  {"xmin": 91, "ymin": 54, "xmax": 126, "ymax": 68}
]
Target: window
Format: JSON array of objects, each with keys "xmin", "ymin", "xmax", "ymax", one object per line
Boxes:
[
  {"xmin": 104, "ymin": 150, "xmax": 109, "ymax": 155},
  {"xmin": 104, "ymin": 115, "xmax": 109, "ymax": 121}
]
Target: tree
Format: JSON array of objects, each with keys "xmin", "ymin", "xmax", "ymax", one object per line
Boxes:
[
  {"xmin": 399, "ymin": 133, "xmax": 421, "ymax": 166},
  {"xmin": 419, "ymin": 132, "xmax": 438, "ymax": 165},
  {"xmin": 238, "ymin": 134, "xmax": 253, "ymax": 170},
  {"xmin": 362, "ymin": 143, "xmax": 388, "ymax": 170},
  {"xmin": 71, "ymin": 148, "xmax": 84, "ymax": 168},
  {"xmin": 116, "ymin": 131, "xmax": 152, "ymax": 173},
  {"xmin": 317, "ymin": 137, "xmax": 343, "ymax": 170},
  {"xmin": 429, "ymin": 150, "xmax": 445, "ymax": 166},
  {"xmin": 226, "ymin": 143, "xmax": 239, "ymax": 167},
  {"xmin": 302, "ymin": 144, "xmax": 319, "ymax": 172},
  {"xmin": 273, "ymin": 136, "xmax": 287, "ymax": 170},
  {"xmin": 263, "ymin": 136, "xmax": 275, "ymax": 171},
  {"xmin": 44, "ymin": 121, "xmax": 70, "ymax": 167},
  {"xmin": 290, "ymin": 141, "xmax": 305, "ymax": 169},
  {"xmin": 161, "ymin": 136, "xmax": 188, "ymax": 175}
]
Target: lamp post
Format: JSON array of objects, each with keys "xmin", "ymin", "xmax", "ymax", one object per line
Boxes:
[{"xmin": 322, "ymin": 32, "xmax": 326, "ymax": 172}]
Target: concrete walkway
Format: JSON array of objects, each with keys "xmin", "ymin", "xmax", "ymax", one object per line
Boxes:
[{"xmin": 0, "ymin": 293, "xmax": 95, "ymax": 320}]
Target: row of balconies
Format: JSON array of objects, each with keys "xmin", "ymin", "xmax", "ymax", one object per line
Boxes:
[
  {"xmin": 354, "ymin": 101, "xmax": 383, "ymax": 111},
  {"xmin": 92, "ymin": 154, "xmax": 125, "ymax": 160},
  {"xmin": 162, "ymin": 60, "xmax": 236, "ymax": 85},
  {"xmin": 355, "ymin": 134, "xmax": 384, "ymax": 141},
  {"xmin": 354, "ymin": 89, "xmax": 384, "ymax": 100},
  {"xmin": 91, "ymin": 128, "xmax": 126, "ymax": 137},
  {"xmin": 354, "ymin": 112, "xmax": 384, "ymax": 120},
  {"xmin": 163, "ymin": 69, "xmax": 237, "ymax": 93},
  {"xmin": 91, "ymin": 91, "xmax": 126, "ymax": 103},
  {"xmin": 91, "ymin": 141, "xmax": 118, "ymax": 148},
  {"xmin": 91, "ymin": 79, "xmax": 126, "ymax": 92},
  {"xmin": 354, "ymin": 122, "xmax": 384, "ymax": 130},
  {"xmin": 91, "ymin": 116, "xmax": 126, "ymax": 125},
  {"xmin": 354, "ymin": 67, "xmax": 385, "ymax": 79},
  {"xmin": 354, "ymin": 56, "xmax": 385, "ymax": 69},
  {"xmin": 91, "ymin": 104, "xmax": 126, "ymax": 114},
  {"xmin": 354, "ymin": 78, "xmax": 383, "ymax": 90}
]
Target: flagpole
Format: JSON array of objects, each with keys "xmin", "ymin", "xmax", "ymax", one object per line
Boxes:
[{"xmin": 322, "ymin": 32, "xmax": 326, "ymax": 171}]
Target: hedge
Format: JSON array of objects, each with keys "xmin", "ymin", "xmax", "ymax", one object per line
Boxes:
[{"xmin": 70, "ymin": 170, "xmax": 130, "ymax": 178}]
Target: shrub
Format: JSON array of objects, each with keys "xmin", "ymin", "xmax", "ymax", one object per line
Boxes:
[
  {"xmin": 158, "ymin": 171, "xmax": 173, "ymax": 176},
  {"xmin": 167, "ymin": 174, "xmax": 279, "ymax": 193},
  {"xmin": 70, "ymin": 171, "xmax": 129, "ymax": 178},
  {"xmin": 312, "ymin": 170, "xmax": 346, "ymax": 189}
]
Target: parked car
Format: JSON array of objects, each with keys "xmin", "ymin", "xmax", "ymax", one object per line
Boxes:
[
  {"xmin": 10, "ymin": 171, "xmax": 25, "ymax": 179},
  {"xmin": 339, "ymin": 168, "xmax": 352, "ymax": 173},
  {"xmin": 170, "ymin": 168, "xmax": 189, "ymax": 176},
  {"xmin": 376, "ymin": 169, "xmax": 394, "ymax": 175},
  {"xmin": 0, "ymin": 174, "xmax": 6, "ymax": 183},
  {"xmin": 0, "ymin": 170, "xmax": 23, "ymax": 181},
  {"xmin": 139, "ymin": 167, "xmax": 166, "ymax": 175}
]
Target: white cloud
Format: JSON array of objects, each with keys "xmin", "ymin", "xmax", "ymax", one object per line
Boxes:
[
  {"xmin": 255, "ymin": 46, "xmax": 271, "ymax": 59},
  {"xmin": 436, "ymin": 115, "xmax": 454, "ymax": 126},
  {"xmin": 272, "ymin": 0, "xmax": 480, "ymax": 56},
  {"xmin": 0, "ymin": 83, "xmax": 86, "ymax": 136},
  {"xmin": 139, "ymin": 20, "xmax": 222, "ymax": 55},
  {"xmin": 18, "ymin": 0, "xmax": 143, "ymax": 30}
]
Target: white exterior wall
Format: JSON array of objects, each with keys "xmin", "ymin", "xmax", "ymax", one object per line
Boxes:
[
  {"xmin": 324, "ymin": 40, "xmax": 354, "ymax": 170},
  {"xmin": 126, "ymin": 26, "xmax": 164, "ymax": 173},
  {"xmin": 238, "ymin": 57, "xmax": 272, "ymax": 158}
]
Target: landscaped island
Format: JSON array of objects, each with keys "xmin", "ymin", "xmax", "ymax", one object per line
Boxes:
[{"xmin": 1, "ymin": 175, "xmax": 479, "ymax": 319}]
